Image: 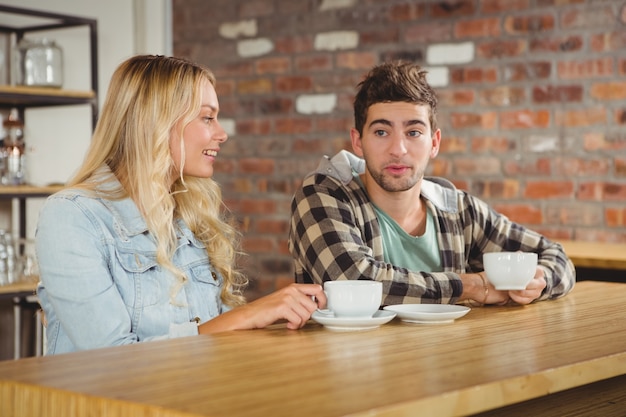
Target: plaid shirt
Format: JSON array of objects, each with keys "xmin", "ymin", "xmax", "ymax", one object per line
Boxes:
[{"xmin": 288, "ymin": 151, "xmax": 575, "ymax": 305}]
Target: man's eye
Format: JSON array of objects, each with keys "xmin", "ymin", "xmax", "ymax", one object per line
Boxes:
[
  {"xmin": 374, "ymin": 129, "xmax": 388, "ymax": 137},
  {"xmin": 407, "ymin": 130, "xmax": 422, "ymax": 138}
]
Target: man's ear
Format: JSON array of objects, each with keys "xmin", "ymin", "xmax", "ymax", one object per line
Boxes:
[
  {"xmin": 350, "ymin": 127, "xmax": 364, "ymax": 157},
  {"xmin": 430, "ymin": 128, "xmax": 441, "ymax": 159}
]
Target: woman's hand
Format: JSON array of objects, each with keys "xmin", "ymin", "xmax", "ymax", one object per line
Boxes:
[{"xmin": 199, "ymin": 283, "xmax": 327, "ymax": 333}]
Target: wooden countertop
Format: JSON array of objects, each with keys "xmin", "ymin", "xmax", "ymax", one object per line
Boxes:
[
  {"xmin": 1, "ymin": 281, "xmax": 625, "ymax": 417},
  {"xmin": 559, "ymin": 239, "xmax": 626, "ymax": 270}
]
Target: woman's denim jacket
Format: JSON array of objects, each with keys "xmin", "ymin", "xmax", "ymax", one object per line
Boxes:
[{"xmin": 36, "ymin": 181, "xmax": 227, "ymax": 354}]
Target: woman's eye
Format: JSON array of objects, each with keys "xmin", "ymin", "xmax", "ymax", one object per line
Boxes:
[{"xmin": 203, "ymin": 116, "xmax": 214, "ymax": 123}]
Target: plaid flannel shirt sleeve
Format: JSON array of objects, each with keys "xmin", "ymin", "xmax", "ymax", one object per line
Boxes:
[
  {"xmin": 458, "ymin": 191, "xmax": 576, "ymax": 300},
  {"xmin": 288, "ymin": 174, "xmax": 464, "ymax": 305}
]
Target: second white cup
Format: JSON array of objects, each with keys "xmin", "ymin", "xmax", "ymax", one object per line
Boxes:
[{"xmin": 324, "ymin": 280, "xmax": 382, "ymax": 318}]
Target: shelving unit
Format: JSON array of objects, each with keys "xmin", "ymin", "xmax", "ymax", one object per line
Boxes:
[{"xmin": 0, "ymin": 5, "xmax": 98, "ymax": 238}]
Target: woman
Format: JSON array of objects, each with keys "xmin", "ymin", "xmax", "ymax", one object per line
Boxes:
[{"xmin": 36, "ymin": 55, "xmax": 325, "ymax": 354}]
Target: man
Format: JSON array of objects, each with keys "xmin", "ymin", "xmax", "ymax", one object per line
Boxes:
[{"xmin": 288, "ymin": 61, "xmax": 575, "ymax": 307}]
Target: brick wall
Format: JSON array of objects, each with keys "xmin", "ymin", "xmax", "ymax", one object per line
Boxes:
[{"xmin": 173, "ymin": 0, "xmax": 626, "ymax": 299}]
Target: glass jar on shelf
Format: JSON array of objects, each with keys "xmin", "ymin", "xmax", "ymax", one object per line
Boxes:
[{"xmin": 12, "ymin": 37, "xmax": 64, "ymax": 88}]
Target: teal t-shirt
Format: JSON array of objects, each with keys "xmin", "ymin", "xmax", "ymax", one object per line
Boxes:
[{"xmin": 373, "ymin": 204, "xmax": 443, "ymax": 273}]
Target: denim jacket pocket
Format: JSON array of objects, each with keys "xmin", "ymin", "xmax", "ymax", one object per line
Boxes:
[
  {"xmin": 114, "ymin": 248, "xmax": 164, "ymax": 308},
  {"xmin": 188, "ymin": 262, "xmax": 221, "ymax": 286}
]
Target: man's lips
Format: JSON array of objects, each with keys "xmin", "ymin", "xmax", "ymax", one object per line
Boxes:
[{"xmin": 384, "ymin": 164, "xmax": 410, "ymax": 174}]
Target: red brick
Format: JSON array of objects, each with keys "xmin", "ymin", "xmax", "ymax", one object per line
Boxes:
[
  {"xmin": 439, "ymin": 136, "xmax": 468, "ymax": 153},
  {"xmin": 237, "ymin": 78, "xmax": 273, "ymax": 94},
  {"xmin": 561, "ymin": 6, "xmax": 615, "ymax": 29},
  {"xmin": 255, "ymin": 219, "xmax": 289, "ymax": 234},
  {"xmin": 477, "ymin": 40, "xmax": 526, "ymax": 58},
  {"xmin": 481, "ymin": 0, "xmax": 529, "ymax": 14},
  {"xmin": 504, "ymin": 158, "xmax": 552, "ymax": 176},
  {"xmin": 275, "ymin": 76, "xmax": 313, "ymax": 92},
  {"xmin": 242, "ymin": 237, "xmax": 277, "ymax": 254},
  {"xmin": 274, "ymin": 35, "xmax": 313, "ymax": 54},
  {"xmin": 213, "ymin": 159, "xmax": 236, "ymax": 174},
  {"xmin": 618, "ymin": 109, "xmax": 626, "ymax": 125},
  {"xmin": 427, "ymin": 159, "xmax": 451, "ymax": 177},
  {"xmin": 554, "ymin": 158, "xmax": 609, "ymax": 177},
  {"xmin": 295, "ymin": 55, "xmax": 333, "ymax": 72},
  {"xmin": 450, "ymin": 112, "xmax": 497, "ymax": 129},
  {"xmin": 212, "ymin": 61, "xmax": 255, "ymax": 78},
  {"xmin": 500, "ymin": 110, "xmax": 550, "ymax": 129},
  {"xmin": 555, "ymin": 108, "xmax": 606, "ymax": 127},
  {"xmin": 606, "ymin": 208, "xmax": 626, "ymax": 227},
  {"xmin": 292, "ymin": 138, "xmax": 327, "ymax": 154},
  {"xmin": 231, "ymin": 178, "xmax": 254, "ymax": 193},
  {"xmin": 275, "ymin": 118, "xmax": 313, "ymax": 134},
  {"xmin": 239, "ymin": 0, "xmax": 274, "ymax": 17},
  {"xmin": 455, "ymin": 18, "xmax": 501, "ymax": 38},
  {"xmin": 437, "ymin": 89, "xmax": 475, "ymax": 106},
  {"xmin": 536, "ymin": 0, "xmax": 583, "ymax": 5},
  {"xmin": 239, "ymin": 158, "xmax": 275, "ymax": 175},
  {"xmin": 215, "ymin": 79, "xmax": 235, "ymax": 97},
  {"xmin": 360, "ymin": 28, "xmax": 400, "ymax": 45},
  {"xmin": 471, "ymin": 180, "xmax": 520, "ymax": 199},
  {"xmin": 450, "ymin": 67, "xmax": 498, "ymax": 84},
  {"xmin": 503, "ymin": 62, "xmax": 551, "ymax": 81},
  {"xmin": 258, "ymin": 98, "xmax": 293, "ymax": 115},
  {"xmin": 620, "ymin": 59, "xmax": 626, "ymax": 75},
  {"xmin": 530, "ymin": 35, "xmax": 582, "ymax": 53},
  {"xmin": 255, "ymin": 57, "xmax": 291, "ymax": 74},
  {"xmin": 314, "ymin": 116, "xmax": 352, "ymax": 132},
  {"xmin": 545, "ymin": 205, "xmax": 603, "ymax": 227},
  {"xmin": 236, "ymin": 119, "xmax": 272, "ymax": 135},
  {"xmin": 504, "ymin": 14, "xmax": 554, "ymax": 34},
  {"xmin": 336, "ymin": 52, "xmax": 378, "ymax": 70},
  {"xmin": 237, "ymin": 199, "xmax": 277, "ymax": 214},
  {"xmin": 583, "ymin": 132, "xmax": 626, "ymax": 152},
  {"xmin": 480, "ymin": 87, "xmax": 525, "ymax": 106},
  {"xmin": 577, "ymin": 182, "xmax": 626, "ymax": 201},
  {"xmin": 493, "ymin": 204, "xmax": 542, "ymax": 225},
  {"xmin": 454, "ymin": 157, "xmax": 501, "ymax": 176},
  {"xmin": 430, "ymin": 1, "xmax": 475, "ymax": 17},
  {"xmin": 591, "ymin": 31, "xmax": 626, "ymax": 52},
  {"xmin": 557, "ymin": 57, "xmax": 613, "ymax": 79},
  {"xmin": 389, "ymin": 3, "xmax": 426, "ymax": 22},
  {"xmin": 532, "ymin": 85, "xmax": 583, "ymax": 103},
  {"xmin": 471, "ymin": 136, "xmax": 515, "ymax": 153},
  {"xmin": 405, "ymin": 22, "xmax": 453, "ymax": 43},
  {"xmin": 590, "ymin": 82, "xmax": 626, "ymax": 100},
  {"xmin": 524, "ymin": 181, "xmax": 574, "ymax": 199},
  {"xmin": 615, "ymin": 158, "xmax": 626, "ymax": 177}
]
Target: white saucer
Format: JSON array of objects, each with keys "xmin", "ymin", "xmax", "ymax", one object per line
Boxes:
[
  {"xmin": 383, "ymin": 304, "xmax": 470, "ymax": 324},
  {"xmin": 311, "ymin": 310, "xmax": 396, "ymax": 332}
]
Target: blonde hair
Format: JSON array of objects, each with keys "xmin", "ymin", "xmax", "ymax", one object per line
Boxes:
[{"xmin": 69, "ymin": 54, "xmax": 247, "ymax": 307}]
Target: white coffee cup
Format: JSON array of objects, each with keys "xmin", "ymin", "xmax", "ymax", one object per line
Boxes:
[
  {"xmin": 483, "ymin": 252, "xmax": 538, "ymax": 290},
  {"xmin": 324, "ymin": 280, "xmax": 382, "ymax": 318}
]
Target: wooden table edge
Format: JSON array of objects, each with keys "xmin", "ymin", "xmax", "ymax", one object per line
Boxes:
[{"xmin": 363, "ymin": 353, "xmax": 626, "ymax": 417}]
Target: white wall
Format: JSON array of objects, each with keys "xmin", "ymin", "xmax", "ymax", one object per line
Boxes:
[{"xmin": 0, "ymin": 0, "xmax": 171, "ymax": 238}]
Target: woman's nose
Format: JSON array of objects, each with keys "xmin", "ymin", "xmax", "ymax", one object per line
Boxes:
[{"xmin": 215, "ymin": 120, "xmax": 228, "ymax": 142}]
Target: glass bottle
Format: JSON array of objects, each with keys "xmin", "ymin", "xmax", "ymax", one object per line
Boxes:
[{"xmin": 2, "ymin": 108, "xmax": 26, "ymax": 185}]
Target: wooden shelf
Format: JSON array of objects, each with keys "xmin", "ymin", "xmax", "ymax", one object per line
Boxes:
[
  {"xmin": 0, "ymin": 85, "xmax": 95, "ymax": 107},
  {"xmin": 0, "ymin": 185, "xmax": 64, "ymax": 198}
]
